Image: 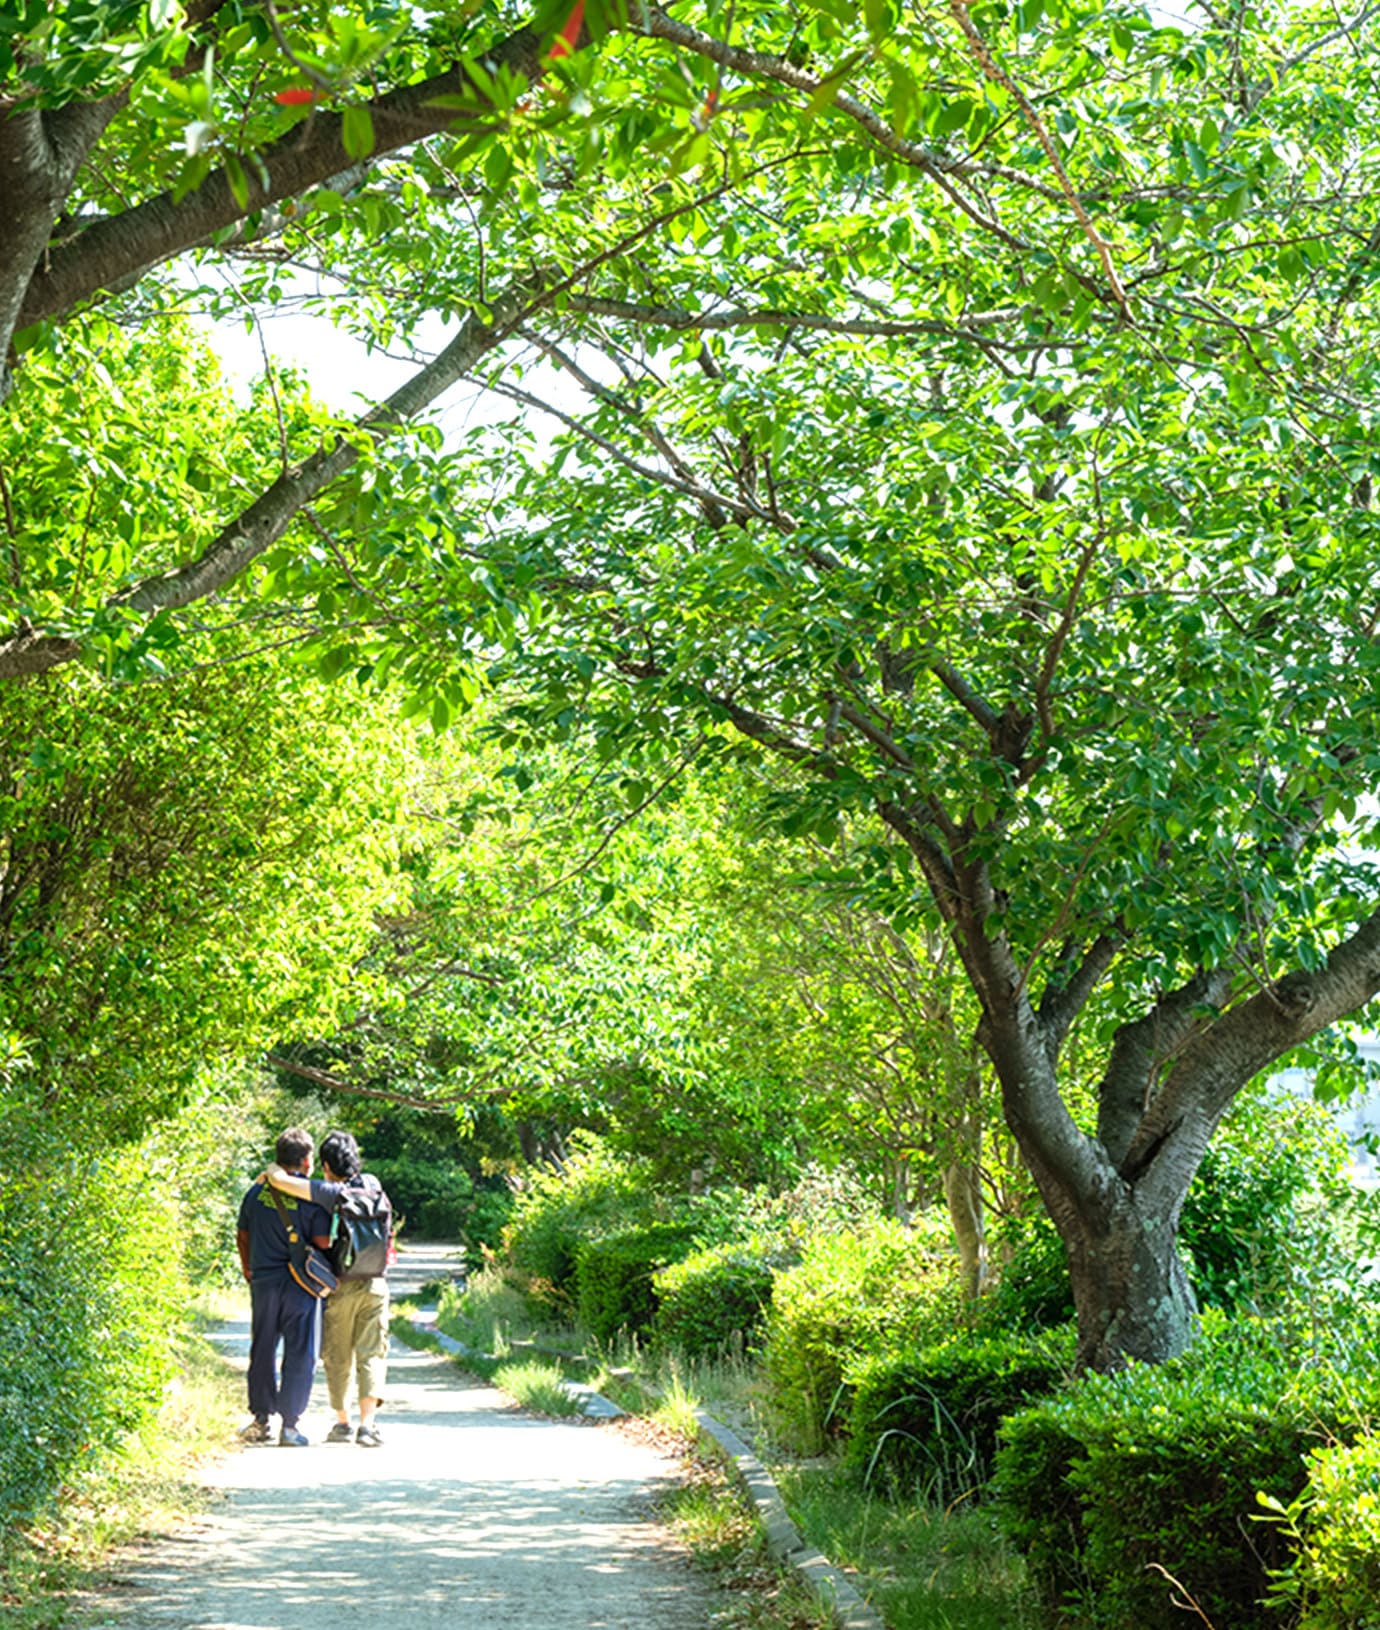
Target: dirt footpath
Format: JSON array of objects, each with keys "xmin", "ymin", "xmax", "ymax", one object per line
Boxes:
[{"xmin": 82, "ymin": 1247, "xmax": 723, "ymax": 1630}]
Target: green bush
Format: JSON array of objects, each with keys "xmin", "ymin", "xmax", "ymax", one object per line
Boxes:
[
  {"xmin": 981, "ymin": 1212, "xmax": 1076, "ymax": 1332},
  {"xmin": 995, "ymin": 1314, "xmax": 1380, "ymax": 1630},
  {"xmin": 575, "ymin": 1222, "xmax": 699, "ymax": 1346},
  {"xmin": 652, "ymin": 1238, "xmax": 787, "ymax": 1358},
  {"xmin": 1279, "ymin": 1434, "xmax": 1380, "ymax": 1630},
  {"xmin": 0, "ymin": 1113, "xmax": 184, "ymax": 1526},
  {"xmin": 1179, "ymin": 1093, "xmax": 1350, "ymax": 1312},
  {"xmin": 502, "ymin": 1133, "xmax": 657, "ymax": 1302},
  {"xmin": 845, "ymin": 1329, "xmax": 1073, "ymax": 1499},
  {"xmin": 763, "ymin": 1216, "xmax": 960, "ymax": 1455},
  {"xmin": 369, "ymin": 1153, "xmax": 513, "ymax": 1248}
]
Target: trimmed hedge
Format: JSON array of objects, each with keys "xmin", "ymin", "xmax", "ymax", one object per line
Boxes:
[
  {"xmin": 0, "ymin": 1123, "xmax": 183, "ymax": 1525},
  {"xmin": 995, "ymin": 1316, "xmax": 1380, "ymax": 1630},
  {"xmin": 652, "ymin": 1239, "xmax": 785, "ymax": 1358},
  {"xmin": 844, "ymin": 1329, "xmax": 1073, "ymax": 1499},
  {"xmin": 763, "ymin": 1217, "xmax": 959, "ymax": 1455},
  {"xmin": 575, "ymin": 1222, "xmax": 699, "ymax": 1346}
]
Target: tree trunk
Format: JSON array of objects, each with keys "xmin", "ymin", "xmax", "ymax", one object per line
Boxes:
[
  {"xmin": 1063, "ymin": 1195, "xmax": 1198, "ymax": 1371},
  {"xmin": 886, "ymin": 1156, "xmax": 915, "ymax": 1223},
  {"xmin": 943, "ymin": 1158, "xmax": 989, "ymax": 1302}
]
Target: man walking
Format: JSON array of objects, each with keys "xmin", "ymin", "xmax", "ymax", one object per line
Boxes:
[
  {"xmin": 236, "ymin": 1127, "xmax": 333, "ymax": 1446},
  {"xmin": 263, "ymin": 1130, "xmax": 393, "ymax": 1447}
]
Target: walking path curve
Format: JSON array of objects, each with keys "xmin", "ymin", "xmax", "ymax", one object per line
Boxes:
[{"xmin": 81, "ymin": 1246, "xmax": 724, "ymax": 1630}]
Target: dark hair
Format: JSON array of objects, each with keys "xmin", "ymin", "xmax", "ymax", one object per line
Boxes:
[
  {"xmin": 319, "ymin": 1130, "xmax": 361, "ymax": 1181},
  {"xmin": 275, "ymin": 1126, "xmax": 314, "ymax": 1168}
]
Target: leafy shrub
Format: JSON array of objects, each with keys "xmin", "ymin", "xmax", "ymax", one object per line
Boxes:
[
  {"xmin": 1179, "ymin": 1092, "xmax": 1350, "ymax": 1312},
  {"xmin": 369, "ymin": 1153, "xmax": 513, "ymax": 1248},
  {"xmin": 981, "ymin": 1211, "xmax": 1076, "ymax": 1332},
  {"xmin": 1268, "ymin": 1433, "xmax": 1380, "ymax": 1630},
  {"xmin": 845, "ymin": 1329, "xmax": 1073, "ymax": 1499},
  {"xmin": 995, "ymin": 1314, "xmax": 1380, "ymax": 1630},
  {"xmin": 502, "ymin": 1133, "xmax": 657, "ymax": 1302},
  {"xmin": 575, "ymin": 1222, "xmax": 699, "ymax": 1346},
  {"xmin": 0, "ymin": 1111, "xmax": 184, "ymax": 1526},
  {"xmin": 652, "ymin": 1238, "xmax": 787, "ymax": 1358},
  {"xmin": 763, "ymin": 1216, "xmax": 959, "ymax": 1455},
  {"xmin": 734, "ymin": 1163, "xmax": 891, "ymax": 1249}
]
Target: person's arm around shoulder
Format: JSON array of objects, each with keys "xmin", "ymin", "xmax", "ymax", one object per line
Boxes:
[
  {"xmin": 259, "ymin": 1169, "xmax": 331, "ymax": 1250},
  {"xmin": 261, "ymin": 1162, "xmax": 313, "ymax": 1202}
]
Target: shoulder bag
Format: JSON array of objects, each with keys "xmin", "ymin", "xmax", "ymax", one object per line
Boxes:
[{"xmin": 267, "ymin": 1185, "xmax": 338, "ymax": 1299}]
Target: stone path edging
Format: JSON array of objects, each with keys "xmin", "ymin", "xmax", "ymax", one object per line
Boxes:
[
  {"xmin": 404, "ymin": 1314, "xmax": 887, "ymax": 1630},
  {"xmin": 690, "ymin": 1409, "xmax": 885, "ymax": 1630}
]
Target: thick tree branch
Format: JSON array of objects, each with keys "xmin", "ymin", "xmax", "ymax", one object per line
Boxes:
[
  {"xmin": 0, "ymin": 279, "xmax": 541, "ymax": 680},
  {"xmin": 1124, "ymin": 906, "xmax": 1380, "ymax": 1207},
  {"xmin": 0, "ymin": 97, "xmax": 127, "ymax": 396},
  {"xmin": 16, "ymin": 18, "xmax": 568, "ymax": 332},
  {"xmin": 931, "ymin": 658, "xmax": 1001, "ymax": 734},
  {"xmin": 1098, "ymin": 966, "xmax": 1236, "ymax": 1170},
  {"xmin": 1037, "ymin": 931, "xmax": 1122, "ymax": 1058}
]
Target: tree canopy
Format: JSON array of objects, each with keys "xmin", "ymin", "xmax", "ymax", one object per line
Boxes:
[{"xmin": 9, "ymin": 0, "xmax": 1380, "ymax": 1367}]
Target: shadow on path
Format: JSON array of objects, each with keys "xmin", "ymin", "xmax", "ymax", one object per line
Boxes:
[{"xmin": 81, "ymin": 1250, "xmax": 719, "ymax": 1630}]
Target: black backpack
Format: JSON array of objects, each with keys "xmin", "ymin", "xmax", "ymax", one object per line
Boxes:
[{"xmin": 331, "ymin": 1176, "xmax": 393, "ymax": 1279}]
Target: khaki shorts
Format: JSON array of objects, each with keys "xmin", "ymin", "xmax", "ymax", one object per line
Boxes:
[{"xmin": 321, "ymin": 1276, "xmax": 389, "ymax": 1411}]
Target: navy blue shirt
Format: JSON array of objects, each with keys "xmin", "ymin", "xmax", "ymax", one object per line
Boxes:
[{"xmin": 237, "ymin": 1182, "xmax": 332, "ymax": 1281}]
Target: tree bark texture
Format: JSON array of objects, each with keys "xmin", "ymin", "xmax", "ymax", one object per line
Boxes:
[
  {"xmin": 943, "ymin": 1158, "xmax": 989, "ymax": 1303},
  {"xmin": 881, "ymin": 794, "xmax": 1380, "ymax": 1370},
  {"xmin": 1063, "ymin": 1191, "xmax": 1199, "ymax": 1371}
]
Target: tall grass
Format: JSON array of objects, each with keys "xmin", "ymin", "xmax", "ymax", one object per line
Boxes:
[
  {"xmin": 489, "ymin": 1358, "xmax": 586, "ymax": 1416},
  {"xmin": 777, "ymin": 1462, "xmax": 1041, "ymax": 1630}
]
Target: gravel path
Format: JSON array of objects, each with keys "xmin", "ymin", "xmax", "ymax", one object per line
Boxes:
[{"xmin": 81, "ymin": 1246, "xmax": 723, "ymax": 1630}]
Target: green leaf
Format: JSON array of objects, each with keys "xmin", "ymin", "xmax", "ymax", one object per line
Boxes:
[
  {"xmin": 223, "ymin": 152, "xmax": 249, "ymax": 210},
  {"xmin": 342, "ymin": 105, "xmax": 375, "ymax": 161},
  {"xmin": 804, "ymin": 51, "xmax": 869, "ymax": 121}
]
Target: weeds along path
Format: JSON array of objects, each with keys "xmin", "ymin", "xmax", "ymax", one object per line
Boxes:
[{"xmin": 82, "ymin": 1246, "xmax": 722, "ymax": 1630}]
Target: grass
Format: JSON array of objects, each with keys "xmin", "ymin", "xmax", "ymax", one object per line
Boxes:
[
  {"xmin": 650, "ymin": 1424, "xmax": 837, "ymax": 1630},
  {"xmin": 650, "ymin": 1367, "xmax": 704, "ymax": 1439},
  {"xmin": 1, "ymin": 1309, "xmax": 243, "ymax": 1630},
  {"xmin": 775, "ymin": 1459, "xmax": 1043, "ymax": 1630},
  {"xmin": 489, "ymin": 1358, "xmax": 587, "ymax": 1416},
  {"xmin": 433, "ymin": 1264, "xmax": 584, "ymax": 1359}
]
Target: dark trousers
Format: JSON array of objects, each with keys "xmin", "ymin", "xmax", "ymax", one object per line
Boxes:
[{"xmin": 247, "ymin": 1275, "xmax": 320, "ymax": 1427}]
